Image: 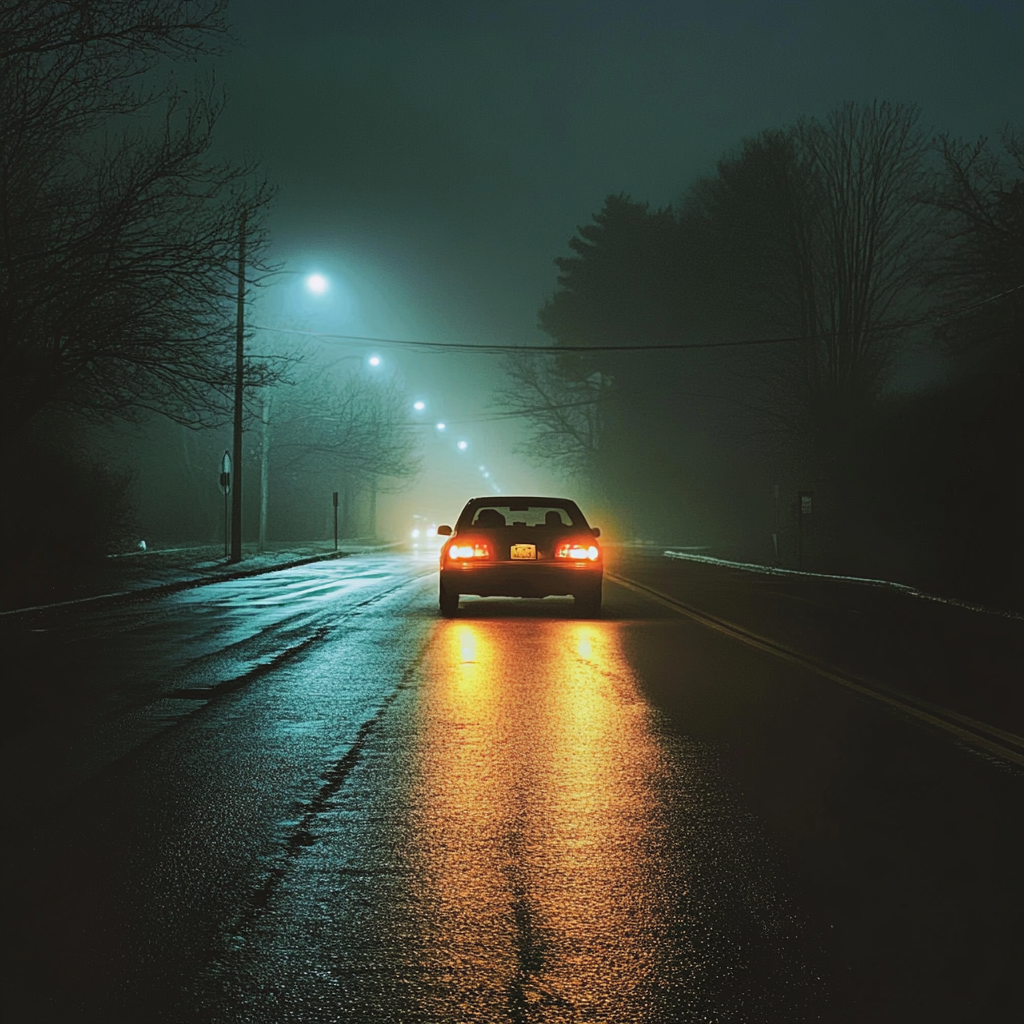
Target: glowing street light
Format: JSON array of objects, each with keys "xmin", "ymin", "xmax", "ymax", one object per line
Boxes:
[
  {"xmin": 436, "ymin": 422, "xmax": 446, "ymax": 431},
  {"xmin": 413, "ymin": 400, "xmax": 425, "ymax": 411},
  {"xmin": 457, "ymin": 440, "xmax": 468, "ymax": 451},
  {"xmin": 250, "ymin": 265, "xmax": 334, "ymax": 557},
  {"xmin": 368, "ymin": 355, "xmax": 381, "ymax": 367}
]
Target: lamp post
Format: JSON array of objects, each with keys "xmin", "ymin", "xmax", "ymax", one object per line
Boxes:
[
  {"xmin": 254, "ymin": 269, "xmax": 333, "ymax": 554},
  {"xmin": 254, "ymin": 268, "xmax": 383, "ymax": 548}
]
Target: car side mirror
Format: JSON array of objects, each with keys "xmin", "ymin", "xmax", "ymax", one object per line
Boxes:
[
  {"xmin": 437, "ymin": 525, "xmax": 452, "ymax": 536},
  {"xmin": 592, "ymin": 528, "xmax": 601, "ymax": 538}
]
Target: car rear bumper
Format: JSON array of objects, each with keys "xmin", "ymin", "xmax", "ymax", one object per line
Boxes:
[{"xmin": 441, "ymin": 562, "xmax": 602, "ymax": 598}]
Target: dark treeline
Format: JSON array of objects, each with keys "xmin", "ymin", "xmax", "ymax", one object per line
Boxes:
[
  {"xmin": 129, "ymin": 361, "xmax": 420, "ymax": 550},
  {"xmin": 0, "ymin": 0, "xmax": 279, "ymax": 595},
  {"xmin": 1, "ymin": 0, "xmax": 245, "ymax": 591},
  {"xmin": 0, "ymin": 0, "xmax": 278, "ymax": 438},
  {"xmin": 0, "ymin": 1, "xmax": 419, "ymax": 598},
  {"xmin": 503, "ymin": 101, "xmax": 1022, "ymax": 609}
]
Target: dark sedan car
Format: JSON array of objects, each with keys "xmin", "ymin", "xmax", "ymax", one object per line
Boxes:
[{"xmin": 437, "ymin": 496, "xmax": 602, "ymax": 617}]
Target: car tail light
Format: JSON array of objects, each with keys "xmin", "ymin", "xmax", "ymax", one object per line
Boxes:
[
  {"xmin": 447, "ymin": 540, "xmax": 491, "ymax": 560},
  {"xmin": 556, "ymin": 540, "xmax": 600, "ymax": 561}
]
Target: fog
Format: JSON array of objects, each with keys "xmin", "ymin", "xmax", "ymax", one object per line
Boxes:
[{"xmin": 2, "ymin": 0, "xmax": 1021, "ymax": 607}]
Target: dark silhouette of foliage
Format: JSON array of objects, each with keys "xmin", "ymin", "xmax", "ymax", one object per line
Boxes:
[
  {"xmin": 505, "ymin": 194, "xmax": 758, "ymax": 541},
  {"xmin": 496, "ymin": 347, "xmax": 605, "ymax": 482},
  {"xmin": 538, "ymin": 193, "xmax": 683, "ymax": 350},
  {"xmin": 503, "ymin": 101, "xmax": 1024, "ymax": 604},
  {"xmin": 272, "ymin": 363, "xmax": 422, "ymax": 485},
  {"xmin": 516, "ymin": 103, "xmax": 934, "ymax": 474},
  {"xmin": 516, "ymin": 196, "xmax": 691, "ymax": 508},
  {"xmin": 925, "ymin": 129, "xmax": 1024, "ymax": 364},
  {"xmin": 258, "ymin": 362, "xmax": 421, "ymax": 540},
  {"xmin": 687, "ymin": 101, "xmax": 934, "ymax": 437},
  {"xmin": 0, "ymin": 1, "xmax": 276, "ymax": 440},
  {"xmin": 906, "ymin": 129, "xmax": 1024, "ymax": 608},
  {"xmin": 0, "ymin": 415, "xmax": 137, "ymax": 604}
]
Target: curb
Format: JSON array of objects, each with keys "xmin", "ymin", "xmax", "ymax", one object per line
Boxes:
[
  {"xmin": 660, "ymin": 549, "xmax": 1023, "ymax": 621},
  {"xmin": 0, "ymin": 544, "xmax": 403, "ymax": 618}
]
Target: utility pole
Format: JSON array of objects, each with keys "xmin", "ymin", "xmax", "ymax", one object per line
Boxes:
[
  {"xmin": 258, "ymin": 391, "xmax": 272, "ymax": 552},
  {"xmin": 230, "ymin": 210, "xmax": 246, "ymax": 563}
]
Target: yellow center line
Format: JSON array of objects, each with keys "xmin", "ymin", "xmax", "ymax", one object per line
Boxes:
[{"xmin": 608, "ymin": 572, "xmax": 1024, "ymax": 768}]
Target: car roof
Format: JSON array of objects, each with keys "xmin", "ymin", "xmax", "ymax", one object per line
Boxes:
[
  {"xmin": 456, "ymin": 496, "xmax": 589, "ymax": 527},
  {"xmin": 463, "ymin": 496, "xmax": 580, "ymax": 506}
]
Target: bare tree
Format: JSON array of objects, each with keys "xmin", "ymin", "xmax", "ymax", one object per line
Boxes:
[
  {"xmin": 686, "ymin": 101, "xmax": 935, "ymax": 436},
  {"xmin": 264, "ymin": 362, "xmax": 421, "ymax": 537},
  {"xmin": 274, "ymin": 367, "xmax": 420, "ymax": 481},
  {"xmin": 924, "ymin": 128, "xmax": 1024, "ymax": 359},
  {"xmin": 0, "ymin": 0, "xmax": 278, "ymax": 440},
  {"xmin": 495, "ymin": 348, "xmax": 605, "ymax": 482},
  {"xmin": 790, "ymin": 101, "xmax": 934, "ymax": 428}
]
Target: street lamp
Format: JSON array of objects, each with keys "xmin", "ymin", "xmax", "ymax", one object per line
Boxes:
[
  {"xmin": 253, "ymin": 265, "xmax": 332, "ymax": 557},
  {"xmin": 413, "ymin": 400, "xmax": 425, "ymax": 411},
  {"xmin": 368, "ymin": 355, "xmax": 381, "ymax": 367}
]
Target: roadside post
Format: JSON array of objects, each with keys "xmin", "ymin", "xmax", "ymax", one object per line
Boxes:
[
  {"xmin": 797, "ymin": 490, "xmax": 813, "ymax": 571},
  {"xmin": 333, "ymin": 491, "xmax": 339, "ymax": 551},
  {"xmin": 772, "ymin": 483, "xmax": 780, "ymax": 566},
  {"xmin": 220, "ymin": 451, "xmax": 232, "ymax": 559}
]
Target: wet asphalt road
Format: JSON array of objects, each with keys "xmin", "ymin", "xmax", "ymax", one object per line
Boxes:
[{"xmin": 1, "ymin": 551, "xmax": 1021, "ymax": 1023}]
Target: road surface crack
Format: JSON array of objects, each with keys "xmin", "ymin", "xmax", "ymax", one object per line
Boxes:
[
  {"xmin": 166, "ymin": 625, "xmax": 331, "ymax": 701},
  {"xmin": 239, "ymin": 666, "xmax": 415, "ymax": 926}
]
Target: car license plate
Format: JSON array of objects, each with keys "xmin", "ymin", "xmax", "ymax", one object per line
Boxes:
[{"xmin": 510, "ymin": 544, "xmax": 536, "ymax": 560}]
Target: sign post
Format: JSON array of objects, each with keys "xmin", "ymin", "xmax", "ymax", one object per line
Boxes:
[
  {"xmin": 771, "ymin": 482, "xmax": 780, "ymax": 566},
  {"xmin": 333, "ymin": 491, "xmax": 339, "ymax": 551},
  {"xmin": 797, "ymin": 490, "xmax": 813, "ymax": 571},
  {"xmin": 220, "ymin": 451, "xmax": 232, "ymax": 559}
]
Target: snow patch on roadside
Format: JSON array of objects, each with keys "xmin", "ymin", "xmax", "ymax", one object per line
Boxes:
[{"xmin": 661, "ymin": 550, "xmax": 1023, "ymax": 621}]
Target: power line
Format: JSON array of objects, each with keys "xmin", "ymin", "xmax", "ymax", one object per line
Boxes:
[
  {"xmin": 398, "ymin": 396, "xmax": 607, "ymax": 426},
  {"xmin": 252, "ymin": 285, "xmax": 1021, "ymax": 356},
  {"xmin": 256, "ymin": 326, "xmax": 785, "ymax": 353}
]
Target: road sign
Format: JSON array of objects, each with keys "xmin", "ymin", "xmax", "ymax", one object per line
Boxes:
[
  {"xmin": 796, "ymin": 490, "xmax": 814, "ymax": 571},
  {"xmin": 220, "ymin": 451, "xmax": 232, "ymax": 557},
  {"xmin": 220, "ymin": 451, "xmax": 232, "ymax": 494}
]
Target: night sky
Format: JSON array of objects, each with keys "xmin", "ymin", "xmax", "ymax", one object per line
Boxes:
[{"xmin": 208, "ymin": 0, "xmax": 1021, "ymax": 525}]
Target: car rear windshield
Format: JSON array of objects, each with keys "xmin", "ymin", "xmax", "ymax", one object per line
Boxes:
[{"xmin": 462, "ymin": 503, "xmax": 586, "ymax": 529}]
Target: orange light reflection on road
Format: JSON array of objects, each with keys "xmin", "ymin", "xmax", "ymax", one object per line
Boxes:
[
  {"xmin": 458, "ymin": 626, "xmax": 477, "ymax": 664},
  {"xmin": 413, "ymin": 618, "xmax": 673, "ymax": 1018},
  {"xmin": 411, "ymin": 623, "xmax": 514, "ymax": 1014}
]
